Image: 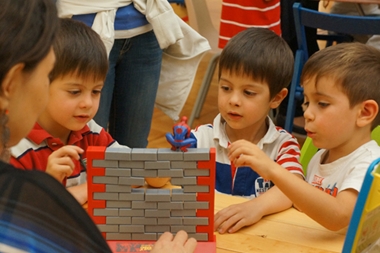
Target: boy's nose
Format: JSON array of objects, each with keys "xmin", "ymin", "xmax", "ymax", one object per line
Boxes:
[
  {"xmin": 303, "ymin": 107, "xmax": 314, "ymax": 121},
  {"xmin": 79, "ymin": 95, "xmax": 92, "ymax": 108},
  {"xmin": 229, "ymin": 92, "xmax": 241, "ymax": 106}
]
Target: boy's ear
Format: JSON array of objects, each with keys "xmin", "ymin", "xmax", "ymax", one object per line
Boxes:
[
  {"xmin": 270, "ymin": 88, "xmax": 288, "ymax": 109},
  {"xmin": 356, "ymin": 100, "xmax": 378, "ymax": 128}
]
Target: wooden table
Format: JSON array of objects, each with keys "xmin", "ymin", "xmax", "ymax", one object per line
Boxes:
[
  {"xmin": 214, "ymin": 193, "xmax": 346, "ymax": 253},
  {"xmin": 84, "ymin": 186, "xmax": 346, "ymax": 252}
]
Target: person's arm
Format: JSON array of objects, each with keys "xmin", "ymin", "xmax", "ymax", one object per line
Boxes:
[
  {"xmin": 228, "ymin": 140, "xmax": 357, "ymax": 231},
  {"xmin": 151, "ymin": 230, "xmax": 197, "ymax": 253},
  {"xmin": 214, "ymin": 184, "xmax": 294, "ymax": 233},
  {"xmin": 214, "ymin": 133, "xmax": 304, "ymax": 233},
  {"xmin": 66, "ymin": 182, "xmax": 88, "ymax": 205}
]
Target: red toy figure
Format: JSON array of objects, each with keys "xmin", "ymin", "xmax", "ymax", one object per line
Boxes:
[{"xmin": 165, "ymin": 116, "xmax": 197, "ymax": 152}]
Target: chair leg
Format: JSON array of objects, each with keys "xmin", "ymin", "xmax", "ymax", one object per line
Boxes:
[{"xmin": 188, "ymin": 53, "xmax": 220, "ymax": 128}]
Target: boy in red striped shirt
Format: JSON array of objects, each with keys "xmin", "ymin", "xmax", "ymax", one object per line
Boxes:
[{"xmin": 10, "ymin": 18, "xmax": 128, "ymax": 205}]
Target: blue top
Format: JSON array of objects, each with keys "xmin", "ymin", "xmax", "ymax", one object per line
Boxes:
[{"xmin": 71, "ymin": 4, "xmax": 149, "ymax": 30}]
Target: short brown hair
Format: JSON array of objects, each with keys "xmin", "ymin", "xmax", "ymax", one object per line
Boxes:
[
  {"xmin": 218, "ymin": 28, "xmax": 294, "ymax": 99},
  {"xmin": 50, "ymin": 18, "xmax": 108, "ymax": 82},
  {"xmin": 301, "ymin": 42, "xmax": 380, "ymax": 129}
]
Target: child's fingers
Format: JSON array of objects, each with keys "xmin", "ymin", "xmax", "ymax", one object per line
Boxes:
[
  {"xmin": 217, "ymin": 214, "xmax": 240, "ymax": 234},
  {"xmin": 227, "ymin": 145, "xmax": 241, "ymax": 160},
  {"xmin": 234, "ymin": 154, "xmax": 250, "ymax": 167},
  {"xmin": 214, "ymin": 206, "xmax": 240, "ymax": 234},
  {"xmin": 228, "ymin": 142, "xmax": 249, "ymax": 157},
  {"xmin": 228, "ymin": 218, "xmax": 247, "ymax": 233},
  {"xmin": 54, "ymin": 155, "xmax": 76, "ymax": 168},
  {"xmin": 214, "ymin": 211, "xmax": 225, "ymax": 231},
  {"xmin": 51, "ymin": 163, "xmax": 74, "ymax": 181},
  {"xmin": 52, "ymin": 145, "xmax": 84, "ymax": 160},
  {"xmin": 58, "ymin": 164, "xmax": 75, "ymax": 177}
]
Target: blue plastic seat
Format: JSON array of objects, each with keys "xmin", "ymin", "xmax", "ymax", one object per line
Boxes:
[
  {"xmin": 168, "ymin": 0, "xmax": 185, "ymax": 5},
  {"xmin": 285, "ymin": 3, "xmax": 380, "ymax": 133}
]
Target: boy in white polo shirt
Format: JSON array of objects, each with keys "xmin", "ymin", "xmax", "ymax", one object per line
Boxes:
[{"xmin": 190, "ymin": 28, "xmax": 304, "ymax": 234}]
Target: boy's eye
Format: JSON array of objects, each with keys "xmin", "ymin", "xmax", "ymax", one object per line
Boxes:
[
  {"xmin": 69, "ymin": 90, "xmax": 80, "ymax": 95},
  {"xmin": 220, "ymin": 85, "xmax": 230, "ymax": 91},
  {"xmin": 318, "ymin": 102, "xmax": 329, "ymax": 108},
  {"xmin": 92, "ymin": 89, "xmax": 102, "ymax": 95},
  {"xmin": 301, "ymin": 101, "xmax": 309, "ymax": 111},
  {"xmin": 244, "ymin": 90, "xmax": 255, "ymax": 96}
]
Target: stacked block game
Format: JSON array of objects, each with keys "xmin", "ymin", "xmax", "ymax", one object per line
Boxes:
[{"xmin": 87, "ymin": 146, "xmax": 216, "ymax": 252}]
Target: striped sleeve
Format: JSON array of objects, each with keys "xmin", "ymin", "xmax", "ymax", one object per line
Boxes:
[
  {"xmin": 10, "ymin": 138, "xmax": 50, "ymax": 171},
  {"xmin": 219, "ymin": 0, "xmax": 281, "ymax": 48},
  {"xmin": 276, "ymin": 138, "xmax": 304, "ymax": 177}
]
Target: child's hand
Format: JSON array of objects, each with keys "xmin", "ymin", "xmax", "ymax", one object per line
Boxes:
[
  {"xmin": 46, "ymin": 145, "xmax": 84, "ymax": 182},
  {"xmin": 214, "ymin": 201, "xmax": 264, "ymax": 234},
  {"xmin": 67, "ymin": 182, "xmax": 88, "ymax": 205},
  {"xmin": 228, "ymin": 140, "xmax": 276, "ymax": 179},
  {"xmin": 151, "ymin": 230, "xmax": 197, "ymax": 253}
]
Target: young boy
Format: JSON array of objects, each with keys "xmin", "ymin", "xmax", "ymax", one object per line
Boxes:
[
  {"xmin": 228, "ymin": 42, "xmax": 380, "ymax": 231},
  {"xmin": 191, "ymin": 28, "xmax": 304, "ymax": 233},
  {"xmin": 10, "ymin": 18, "xmax": 128, "ymax": 205}
]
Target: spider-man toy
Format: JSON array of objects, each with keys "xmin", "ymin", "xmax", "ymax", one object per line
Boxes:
[{"xmin": 165, "ymin": 116, "xmax": 197, "ymax": 152}]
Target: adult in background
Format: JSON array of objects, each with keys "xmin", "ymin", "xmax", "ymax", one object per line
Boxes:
[{"xmin": 57, "ymin": 0, "xmax": 163, "ymax": 148}]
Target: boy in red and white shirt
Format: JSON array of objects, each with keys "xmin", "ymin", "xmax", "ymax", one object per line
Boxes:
[{"xmin": 11, "ymin": 18, "xmax": 129, "ymax": 205}]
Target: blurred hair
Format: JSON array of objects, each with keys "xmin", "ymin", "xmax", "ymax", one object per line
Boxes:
[{"xmin": 0, "ymin": 0, "xmax": 58, "ymax": 84}]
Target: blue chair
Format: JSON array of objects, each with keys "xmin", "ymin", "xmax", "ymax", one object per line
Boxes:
[
  {"xmin": 168, "ymin": 0, "xmax": 185, "ymax": 5},
  {"xmin": 285, "ymin": 3, "xmax": 380, "ymax": 133}
]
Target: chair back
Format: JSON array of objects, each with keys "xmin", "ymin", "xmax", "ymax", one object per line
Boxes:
[
  {"xmin": 168, "ymin": 0, "xmax": 185, "ymax": 3},
  {"xmin": 294, "ymin": 3, "xmax": 380, "ymax": 60},
  {"xmin": 285, "ymin": 3, "xmax": 380, "ymax": 132}
]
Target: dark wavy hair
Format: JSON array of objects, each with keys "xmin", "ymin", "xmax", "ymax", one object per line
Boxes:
[{"xmin": 0, "ymin": 0, "xmax": 59, "ymax": 84}]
